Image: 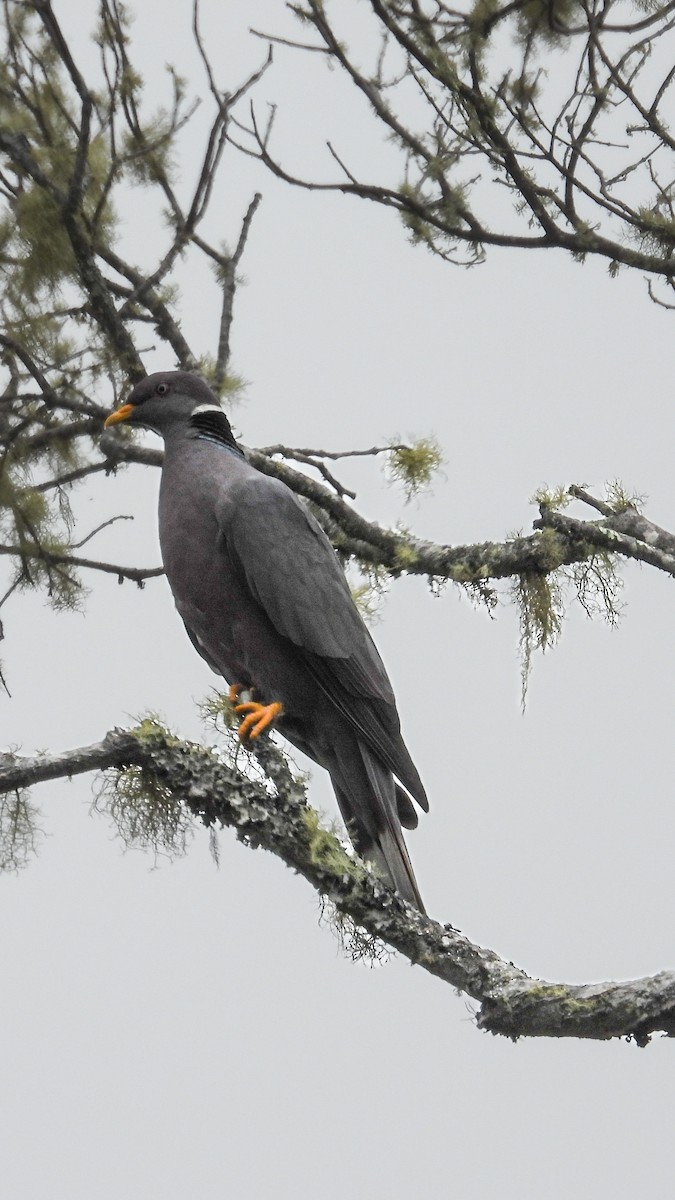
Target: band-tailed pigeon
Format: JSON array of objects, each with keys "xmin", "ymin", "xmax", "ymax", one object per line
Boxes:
[{"xmin": 105, "ymin": 372, "xmax": 428, "ymax": 910}]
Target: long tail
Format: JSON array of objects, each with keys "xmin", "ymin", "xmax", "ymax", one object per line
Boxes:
[{"xmin": 329, "ymin": 738, "xmax": 425, "ymax": 913}]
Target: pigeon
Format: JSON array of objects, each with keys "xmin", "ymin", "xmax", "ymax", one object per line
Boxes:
[{"xmin": 105, "ymin": 371, "xmax": 428, "ymax": 910}]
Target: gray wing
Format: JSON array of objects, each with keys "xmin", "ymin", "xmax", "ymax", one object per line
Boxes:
[
  {"xmin": 216, "ymin": 473, "xmax": 428, "ymax": 810},
  {"xmin": 216, "ymin": 474, "xmax": 394, "ymax": 704},
  {"xmin": 181, "ymin": 617, "xmax": 222, "ymax": 675}
]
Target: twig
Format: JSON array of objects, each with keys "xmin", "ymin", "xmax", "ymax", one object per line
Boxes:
[
  {"xmin": 0, "ymin": 543, "xmax": 163, "ymax": 585},
  {"xmin": 70, "ymin": 514, "xmax": 133, "ymax": 549},
  {"xmin": 214, "ymin": 192, "xmax": 262, "ymax": 390}
]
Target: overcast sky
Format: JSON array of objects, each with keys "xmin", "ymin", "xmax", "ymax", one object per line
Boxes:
[{"xmin": 3, "ymin": 3, "xmax": 675, "ymax": 1197}]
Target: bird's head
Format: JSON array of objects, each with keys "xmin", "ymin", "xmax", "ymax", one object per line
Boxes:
[{"xmin": 104, "ymin": 370, "xmax": 240, "ymax": 451}]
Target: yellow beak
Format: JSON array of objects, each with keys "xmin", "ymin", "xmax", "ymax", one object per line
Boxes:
[{"xmin": 104, "ymin": 403, "xmax": 135, "ymax": 428}]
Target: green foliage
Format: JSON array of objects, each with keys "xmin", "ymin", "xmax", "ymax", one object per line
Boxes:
[{"xmin": 387, "ymin": 436, "xmax": 444, "ymax": 501}]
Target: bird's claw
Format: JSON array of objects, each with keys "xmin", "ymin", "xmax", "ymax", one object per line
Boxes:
[{"xmin": 235, "ymin": 699, "xmax": 283, "ymax": 741}]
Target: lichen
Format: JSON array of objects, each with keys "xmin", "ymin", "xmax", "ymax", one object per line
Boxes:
[
  {"xmin": 605, "ymin": 480, "xmax": 645, "ymax": 514},
  {"xmin": 129, "ymin": 715, "xmax": 184, "ymax": 749},
  {"xmin": 0, "ymin": 786, "xmax": 42, "ymax": 872},
  {"xmin": 319, "ymin": 896, "xmax": 391, "ymax": 966},
  {"xmin": 568, "ymin": 552, "xmax": 623, "ymax": 626},
  {"xmin": 94, "ymin": 763, "xmax": 194, "ymax": 863},
  {"xmin": 198, "ymin": 690, "xmax": 239, "ymax": 733},
  {"xmin": 525, "ymin": 984, "xmax": 598, "ymax": 1016},
  {"xmin": 511, "ymin": 567, "xmax": 564, "ymax": 708},
  {"xmin": 386, "ymin": 436, "xmax": 444, "ymax": 502},
  {"xmin": 94, "ymin": 716, "xmax": 195, "ymax": 861},
  {"xmin": 349, "ymin": 563, "xmax": 389, "ymax": 624},
  {"xmin": 527, "ymin": 984, "xmax": 569, "ymax": 999},
  {"xmin": 460, "ymin": 577, "xmax": 498, "ymax": 613},
  {"xmin": 302, "ymin": 806, "xmax": 359, "ymax": 879},
  {"xmin": 193, "ymin": 353, "xmax": 248, "ymax": 403},
  {"xmin": 392, "ymin": 540, "xmax": 421, "ymax": 572},
  {"xmin": 532, "ymin": 484, "xmax": 572, "ymax": 512}
]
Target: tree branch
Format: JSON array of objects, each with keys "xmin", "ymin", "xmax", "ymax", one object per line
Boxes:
[
  {"xmin": 0, "ymin": 543, "xmax": 163, "ymax": 585},
  {"xmin": 246, "ymin": 0, "xmax": 675, "ymax": 295},
  {"xmin": 1, "ymin": 722, "xmax": 673, "ymax": 1046},
  {"xmin": 214, "ymin": 191, "xmax": 262, "ymax": 390},
  {"xmin": 100, "ymin": 432, "xmax": 675, "ymax": 591}
]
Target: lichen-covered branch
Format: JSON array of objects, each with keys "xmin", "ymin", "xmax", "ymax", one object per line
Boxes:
[
  {"xmin": 1, "ymin": 722, "xmax": 673, "ymax": 1045},
  {"xmin": 48, "ymin": 422, "xmax": 675, "ymax": 601}
]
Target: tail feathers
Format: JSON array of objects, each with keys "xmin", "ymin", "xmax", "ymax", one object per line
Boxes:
[
  {"xmin": 360, "ymin": 745, "xmax": 425, "ymax": 913},
  {"xmin": 367, "ymin": 825, "xmax": 426, "ymax": 913},
  {"xmin": 348, "ymin": 696, "xmax": 429, "ymax": 816},
  {"xmin": 395, "ymin": 784, "xmax": 419, "ymax": 830},
  {"xmin": 329, "ymin": 738, "xmax": 425, "ymax": 913}
]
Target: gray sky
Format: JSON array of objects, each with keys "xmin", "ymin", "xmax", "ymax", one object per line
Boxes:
[{"xmin": 2, "ymin": 3, "xmax": 675, "ymax": 1197}]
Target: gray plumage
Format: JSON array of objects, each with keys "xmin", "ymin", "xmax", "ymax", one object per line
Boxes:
[{"xmin": 106, "ymin": 371, "xmax": 428, "ymax": 910}]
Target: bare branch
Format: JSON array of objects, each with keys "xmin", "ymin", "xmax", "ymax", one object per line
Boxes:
[
  {"xmin": 69, "ymin": 514, "xmax": 133, "ymax": 549},
  {"xmin": 239, "ymin": 0, "xmax": 675, "ymax": 294},
  {"xmin": 31, "ymin": 460, "xmax": 113, "ymax": 493},
  {"xmin": 214, "ymin": 192, "xmax": 262, "ymax": 390},
  {"xmin": 258, "ymin": 443, "xmax": 403, "ymax": 460},
  {"xmin": 0, "ymin": 542, "xmax": 163, "ymax": 585},
  {"xmin": 249, "ymin": 26, "xmax": 330, "ymax": 54}
]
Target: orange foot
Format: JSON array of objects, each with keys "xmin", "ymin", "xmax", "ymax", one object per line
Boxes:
[{"xmin": 235, "ymin": 699, "xmax": 284, "ymax": 741}]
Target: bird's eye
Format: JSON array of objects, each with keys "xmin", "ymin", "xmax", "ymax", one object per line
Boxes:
[{"xmin": 156, "ymin": 382, "xmax": 169, "ymax": 396}]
